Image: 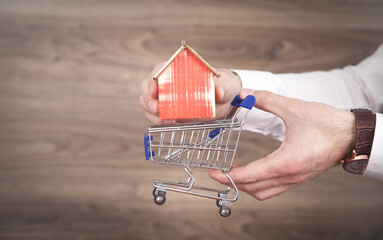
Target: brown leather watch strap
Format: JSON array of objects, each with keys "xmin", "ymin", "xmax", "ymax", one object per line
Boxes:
[{"xmin": 351, "ymin": 109, "xmax": 376, "ymax": 156}]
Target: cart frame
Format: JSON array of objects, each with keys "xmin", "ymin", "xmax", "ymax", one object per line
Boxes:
[{"xmin": 144, "ymin": 95, "xmax": 255, "ymax": 217}]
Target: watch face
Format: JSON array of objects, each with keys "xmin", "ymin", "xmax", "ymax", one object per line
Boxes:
[{"xmin": 344, "ymin": 160, "xmax": 368, "ymax": 174}]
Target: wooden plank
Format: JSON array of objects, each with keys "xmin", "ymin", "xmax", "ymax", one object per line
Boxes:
[{"xmin": 0, "ymin": 0, "xmax": 383, "ymax": 239}]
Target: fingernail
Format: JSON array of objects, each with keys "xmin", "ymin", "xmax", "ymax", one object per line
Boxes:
[
  {"xmin": 241, "ymin": 88, "xmax": 254, "ymax": 96},
  {"xmin": 149, "ymin": 82, "xmax": 155, "ymax": 97},
  {"xmin": 148, "ymin": 100, "xmax": 156, "ymax": 113}
]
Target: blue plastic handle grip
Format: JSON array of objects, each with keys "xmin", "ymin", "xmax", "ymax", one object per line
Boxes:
[
  {"xmin": 144, "ymin": 134, "xmax": 154, "ymax": 160},
  {"xmin": 209, "ymin": 128, "xmax": 224, "ymax": 139},
  {"xmin": 241, "ymin": 95, "xmax": 256, "ymax": 109},
  {"xmin": 230, "ymin": 94, "xmax": 256, "ymax": 110},
  {"xmin": 144, "ymin": 134, "xmax": 150, "ymax": 160},
  {"xmin": 230, "ymin": 95, "xmax": 243, "ymax": 107}
]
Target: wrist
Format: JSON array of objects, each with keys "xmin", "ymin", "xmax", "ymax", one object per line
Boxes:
[
  {"xmin": 351, "ymin": 109, "xmax": 376, "ymax": 155},
  {"xmin": 216, "ymin": 68, "xmax": 242, "ymax": 100},
  {"xmin": 230, "ymin": 70, "xmax": 243, "ymax": 92},
  {"xmin": 343, "ymin": 111, "xmax": 356, "ymax": 157}
]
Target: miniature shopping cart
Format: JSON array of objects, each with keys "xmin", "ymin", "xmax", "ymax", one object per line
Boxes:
[{"xmin": 144, "ymin": 95, "xmax": 255, "ymax": 217}]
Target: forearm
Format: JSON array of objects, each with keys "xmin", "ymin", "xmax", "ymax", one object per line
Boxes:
[
  {"xmin": 234, "ymin": 44, "xmax": 383, "ymax": 140},
  {"xmin": 236, "ymin": 68, "xmax": 373, "ymax": 110}
]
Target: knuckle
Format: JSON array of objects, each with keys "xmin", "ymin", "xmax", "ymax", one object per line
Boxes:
[
  {"xmin": 139, "ymin": 95, "xmax": 149, "ymax": 111},
  {"xmin": 281, "ymin": 157, "xmax": 300, "ymax": 176},
  {"xmin": 284, "ymin": 166, "xmax": 296, "ymax": 176},
  {"xmin": 286, "ymin": 174, "xmax": 306, "ymax": 184},
  {"xmin": 145, "ymin": 112, "xmax": 159, "ymax": 125},
  {"xmin": 253, "ymin": 193, "xmax": 266, "ymax": 201},
  {"xmin": 238, "ymin": 184, "xmax": 251, "ymax": 193},
  {"xmin": 239, "ymin": 166, "xmax": 256, "ymax": 184},
  {"xmin": 237, "ymin": 175, "xmax": 251, "ymax": 184},
  {"xmin": 259, "ymin": 91, "xmax": 274, "ymax": 104}
]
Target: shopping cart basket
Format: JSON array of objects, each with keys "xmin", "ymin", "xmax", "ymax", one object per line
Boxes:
[{"xmin": 144, "ymin": 95, "xmax": 255, "ymax": 217}]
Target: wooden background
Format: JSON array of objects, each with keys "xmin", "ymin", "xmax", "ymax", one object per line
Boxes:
[{"xmin": 1, "ymin": 0, "xmax": 383, "ymax": 239}]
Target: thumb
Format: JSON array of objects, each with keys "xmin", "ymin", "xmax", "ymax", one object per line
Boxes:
[
  {"xmin": 240, "ymin": 89, "xmax": 293, "ymax": 120},
  {"xmin": 215, "ymin": 84, "xmax": 225, "ymax": 102}
]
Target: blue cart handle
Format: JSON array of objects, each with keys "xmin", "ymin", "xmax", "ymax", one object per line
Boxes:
[
  {"xmin": 230, "ymin": 94, "xmax": 256, "ymax": 109},
  {"xmin": 144, "ymin": 133, "xmax": 155, "ymax": 160}
]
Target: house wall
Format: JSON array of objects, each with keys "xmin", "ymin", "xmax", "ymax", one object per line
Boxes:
[{"xmin": 158, "ymin": 49, "xmax": 215, "ymax": 119}]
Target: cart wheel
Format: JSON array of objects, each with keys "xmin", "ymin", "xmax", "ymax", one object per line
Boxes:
[
  {"xmin": 154, "ymin": 190, "xmax": 166, "ymax": 205},
  {"xmin": 216, "ymin": 199, "xmax": 222, "ymax": 207},
  {"xmin": 152, "ymin": 188, "xmax": 156, "ymax": 197},
  {"xmin": 154, "ymin": 195, "xmax": 166, "ymax": 205},
  {"xmin": 219, "ymin": 207, "xmax": 231, "ymax": 217}
]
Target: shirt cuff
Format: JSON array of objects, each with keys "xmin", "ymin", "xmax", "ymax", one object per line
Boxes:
[
  {"xmin": 232, "ymin": 69, "xmax": 279, "ymax": 93},
  {"xmin": 364, "ymin": 113, "xmax": 383, "ymax": 180}
]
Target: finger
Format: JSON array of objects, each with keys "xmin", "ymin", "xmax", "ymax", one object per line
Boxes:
[
  {"xmin": 215, "ymin": 84, "xmax": 224, "ymax": 102},
  {"xmin": 141, "ymin": 78, "xmax": 153, "ymax": 106},
  {"xmin": 207, "ymin": 162, "xmax": 241, "ymax": 180},
  {"xmin": 148, "ymin": 79, "xmax": 158, "ymax": 99},
  {"xmin": 249, "ymin": 183, "xmax": 300, "ymax": 201},
  {"xmin": 145, "ymin": 111, "xmax": 162, "ymax": 125},
  {"xmin": 239, "ymin": 89, "xmax": 296, "ymax": 120},
  {"xmin": 139, "ymin": 95, "xmax": 149, "ymax": 112},
  {"xmin": 208, "ymin": 165, "xmax": 252, "ymax": 185},
  {"xmin": 209, "ymin": 154, "xmax": 283, "ymax": 185},
  {"xmin": 141, "ymin": 78, "xmax": 158, "ymax": 107},
  {"xmin": 142, "ymin": 61, "xmax": 167, "ymax": 113},
  {"xmin": 145, "ymin": 111, "xmax": 176, "ymax": 125},
  {"xmin": 235, "ymin": 172, "xmax": 311, "ymax": 193},
  {"xmin": 139, "ymin": 95, "xmax": 158, "ymax": 115},
  {"xmin": 145, "ymin": 111, "xmax": 169, "ymax": 125},
  {"xmin": 231, "ymin": 162, "xmax": 242, "ymax": 168}
]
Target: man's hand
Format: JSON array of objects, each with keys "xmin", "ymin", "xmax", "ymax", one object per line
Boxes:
[
  {"xmin": 208, "ymin": 89, "xmax": 356, "ymax": 201},
  {"xmin": 139, "ymin": 64, "xmax": 242, "ymax": 124}
]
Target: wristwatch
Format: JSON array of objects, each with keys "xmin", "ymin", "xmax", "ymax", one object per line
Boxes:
[{"xmin": 342, "ymin": 109, "xmax": 376, "ymax": 174}]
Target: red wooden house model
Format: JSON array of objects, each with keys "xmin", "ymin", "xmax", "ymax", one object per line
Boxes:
[{"xmin": 153, "ymin": 41, "xmax": 221, "ymax": 120}]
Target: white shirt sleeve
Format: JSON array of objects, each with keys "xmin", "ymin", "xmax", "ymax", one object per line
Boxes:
[
  {"xmin": 233, "ymin": 44, "xmax": 383, "ymax": 180},
  {"xmin": 364, "ymin": 113, "xmax": 383, "ymax": 180}
]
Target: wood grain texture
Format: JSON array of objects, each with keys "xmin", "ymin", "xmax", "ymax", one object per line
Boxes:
[{"xmin": 0, "ymin": 0, "xmax": 383, "ymax": 239}]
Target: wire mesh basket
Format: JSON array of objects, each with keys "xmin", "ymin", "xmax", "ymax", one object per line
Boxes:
[{"xmin": 144, "ymin": 95, "xmax": 255, "ymax": 217}]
